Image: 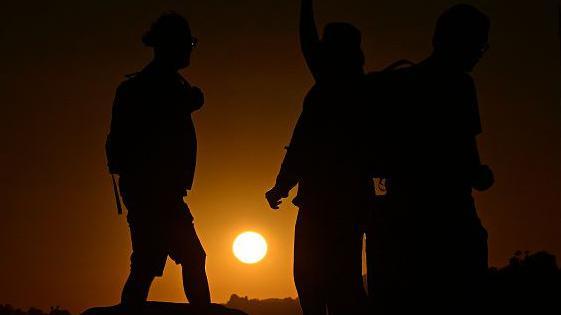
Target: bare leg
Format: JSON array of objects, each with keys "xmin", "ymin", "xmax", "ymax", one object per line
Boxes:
[
  {"xmin": 181, "ymin": 261, "xmax": 211, "ymax": 306},
  {"xmin": 121, "ymin": 271, "xmax": 155, "ymax": 308}
]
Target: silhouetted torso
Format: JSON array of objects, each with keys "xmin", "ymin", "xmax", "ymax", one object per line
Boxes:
[
  {"xmin": 386, "ymin": 59, "xmax": 482, "ymax": 198},
  {"xmin": 280, "ymin": 77, "xmax": 372, "ymax": 212},
  {"xmin": 109, "ymin": 63, "xmax": 198, "ymax": 196}
]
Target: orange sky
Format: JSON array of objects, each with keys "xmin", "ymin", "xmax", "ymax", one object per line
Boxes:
[{"xmin": 0, "ymin": 0, "xmax": 560, "ymax": 313}]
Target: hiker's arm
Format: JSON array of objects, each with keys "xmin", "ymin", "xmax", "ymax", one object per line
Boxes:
[
  {"xmin": 265, "ymin": 146, "xmax": 298, "ymax": 210},
  {"xmin": 107, "ymin": 83, "xmax": 136, "ymax": 174},
  {"xmin": 470, "ymin": 137, "xmax": 494, "ymax": 191},
  {"xmin": 275, "ymin": 111, "xmax": 306, "ymax": 192},
  {"xmin": 300, "ymin": 0, "xmax": 321, "ymax": 80},
  {"xmin": 266, "ymin": 108, "xmax": 307, "ymax": 209},
  {"xmin": 464, "ymin": 76, "xmax": 494, "ymax": 191},
  {"xmin": 109, "ymin": 84, "xmax": 132, "ymax": 151}
]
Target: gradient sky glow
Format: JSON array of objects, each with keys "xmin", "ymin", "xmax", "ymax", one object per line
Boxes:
[{"xmin": 0, "ymin": 0, "xmax": 560, "ymax": 313}]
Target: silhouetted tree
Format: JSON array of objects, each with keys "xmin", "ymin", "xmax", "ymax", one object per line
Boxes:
[
  {"xmin": 487, "ymin": 251, "xmax": 561, "ymax": 313},
  {"xmin": 0, "ymin": 305, "xmax": 71, "ymax": 315}
]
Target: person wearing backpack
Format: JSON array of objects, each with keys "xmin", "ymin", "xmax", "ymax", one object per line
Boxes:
[
  {"xmin": 265, "ymin": 0, "xmax": 371, "ymax": 314},
  {"xmin": 365, "ymin": 4, "xmax": 495, "ymax": 313},
  {"xmin": 105, "ymin": 12, "xmax": 210, "ymax": 311}
]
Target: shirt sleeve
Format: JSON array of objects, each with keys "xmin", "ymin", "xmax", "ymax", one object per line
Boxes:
[
  {"xmin": 106, "ymin": 83, "xmax": 130, "ymax": 173},
  {"xmin": 465, "ymin": 75, "xmax": 482, "ymax": 136},
  {"xmin": 107, "ymin": 79, "xmax": 144, "ymax": 174},
  {"xmin": 275, "ymin": 109, "xmax": 307, "ymax": 195}
]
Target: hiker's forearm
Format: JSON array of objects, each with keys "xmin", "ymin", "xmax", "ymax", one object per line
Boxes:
[{"xmin": 300, "ymin": 0, "xmax": 320, "ymax": 76}]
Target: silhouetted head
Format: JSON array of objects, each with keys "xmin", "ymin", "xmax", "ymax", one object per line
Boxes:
[
  {"xmin": 432, "ymin": 4, "xmax": 490, "ymax": 72},
  {"xmin": 320, "ymin": 22, "xmax": 365, "ymax": 77},
  {"xmin": 143, "ymin": 12, "xmax": 197, "ymax": 70}
]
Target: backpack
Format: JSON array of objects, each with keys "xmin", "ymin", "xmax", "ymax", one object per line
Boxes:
[{"xmin": 368, "ymin": 59, "xmax": 415, "ymax": 196}]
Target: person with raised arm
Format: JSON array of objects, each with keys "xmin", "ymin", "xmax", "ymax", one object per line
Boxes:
[{"xmin": 266, "ymin": 1, "xmax": 370, "ymax": 314}]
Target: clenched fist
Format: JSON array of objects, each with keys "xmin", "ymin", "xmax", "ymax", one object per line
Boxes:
[
  {"xmin": 473, "ymin": 164, "xmax": 494, "ymax": 191},
  {"xmin": 191, "ymin": 86, "xmax": 205, "ymax": 110},
  {"xmin": 265, "ymin": 186, "xmax": 288, "ymax": 210}
]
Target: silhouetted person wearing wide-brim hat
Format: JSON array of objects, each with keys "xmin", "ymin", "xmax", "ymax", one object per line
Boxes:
[
  {"xmin": 105, "ymin": 12, "xmax": 210, "ymax": 310},
  {"xmin": 366, "ymin": 4, "xmax": 494, "ymax": 313}
]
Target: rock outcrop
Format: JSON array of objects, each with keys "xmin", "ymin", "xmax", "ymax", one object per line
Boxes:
[{"xmin": 82, "ymin": 302, "xmax": 248, "ymax": 315}]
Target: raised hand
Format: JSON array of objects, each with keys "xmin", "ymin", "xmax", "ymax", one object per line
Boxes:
[{"xmin": 300, "ymin": 0, "xmax": 320, "ymax": 79}]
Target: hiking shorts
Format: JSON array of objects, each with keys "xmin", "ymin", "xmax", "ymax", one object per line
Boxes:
[{"xmin": 119, "ymin": 179, "xmax": 206, "ymax": 277}]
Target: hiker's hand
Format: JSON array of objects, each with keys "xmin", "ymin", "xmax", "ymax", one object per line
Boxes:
[
  {"xmin": 266, "ymin": 186, "xmax": 287, "ymax": 210},
  {"xmin": 473, "ymin": 164, "xmax": 494, "ymax": 191},
  {"xmin": 191, "ymin": 86, "xmax": 204, "ymax": 110}
]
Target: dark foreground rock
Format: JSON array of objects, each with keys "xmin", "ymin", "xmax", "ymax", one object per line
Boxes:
[{"xmin": 82, "ymin": 303, "xmax": 248, "ymax": 315}]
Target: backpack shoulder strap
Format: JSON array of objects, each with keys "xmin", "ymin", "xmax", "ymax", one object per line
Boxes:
[{"xmin": 111, "ymin": 174, "xmax": 123, "ymax": 215}]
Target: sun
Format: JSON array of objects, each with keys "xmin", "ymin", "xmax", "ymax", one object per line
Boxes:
[{"xmin": 233, "ymin": 231, "xmax": 268, "ymax": 264}]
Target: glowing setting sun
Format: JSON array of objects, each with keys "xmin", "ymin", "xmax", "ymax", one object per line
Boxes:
[{"xmin": 232, "ymin": 231, "xmax": 268, "ymax": 264}]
